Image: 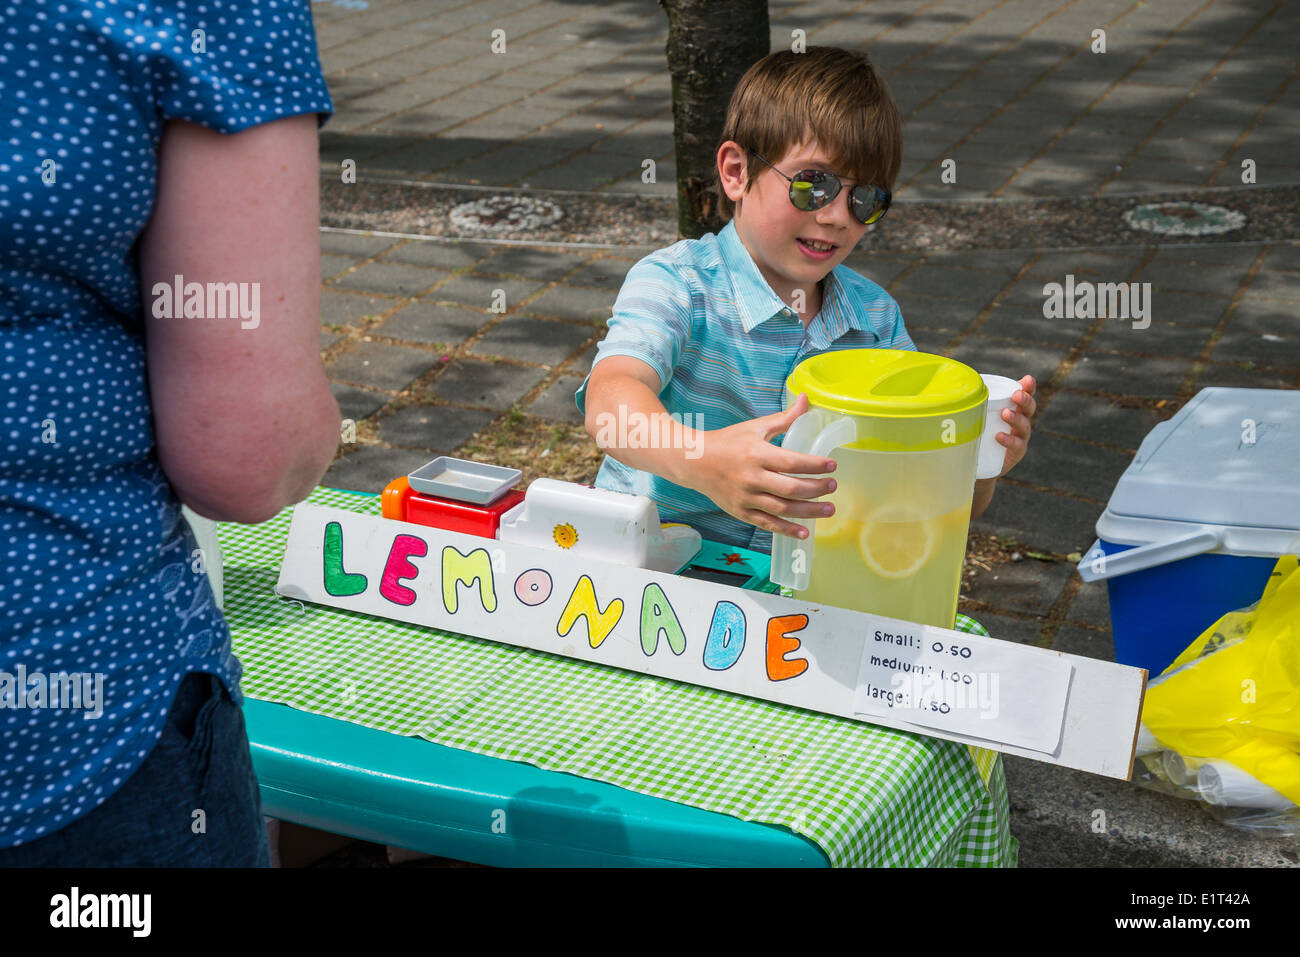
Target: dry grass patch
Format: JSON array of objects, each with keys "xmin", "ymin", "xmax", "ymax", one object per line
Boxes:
[{"xmin": 459, "ymin": 407, "xmax": 604, "ymax": 486}]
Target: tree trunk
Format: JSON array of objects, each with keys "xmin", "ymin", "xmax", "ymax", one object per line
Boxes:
[{"xmin": 660, "ymin": 0, "xmax": 769, "ymax": 239}]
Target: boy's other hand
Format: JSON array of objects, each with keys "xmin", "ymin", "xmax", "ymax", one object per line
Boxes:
[
  {"xmin": 993, "ymin": 375, "xmax": 1037, "ymax": 475},
  {"xmin": 690, "ymin": 393, "xmax": 839, "ymax": 540}
]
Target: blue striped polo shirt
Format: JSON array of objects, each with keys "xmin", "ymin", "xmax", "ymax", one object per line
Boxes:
[{"xmin": 574, "ymin": 219, "xmax": 915, "ymax": 555}]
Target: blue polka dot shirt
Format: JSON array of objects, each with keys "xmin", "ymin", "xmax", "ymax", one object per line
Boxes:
[{"xmin": 0, "ymin": 0, "xmax": 333, "ymax": 848}]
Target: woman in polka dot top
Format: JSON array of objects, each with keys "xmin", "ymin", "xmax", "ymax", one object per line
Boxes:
[{"xmin": 0, "ymin": 1, "xmax": 340, "ymax": 864}]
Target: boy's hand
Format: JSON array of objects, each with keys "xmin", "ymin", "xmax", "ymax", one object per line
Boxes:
[
  {"xmin": 689, "ymin": 393, "xmax": 839, "ymax": 540},
  {"xmin": 993, "ymin": 375, "xmax": 1037, "ymax": 475}
]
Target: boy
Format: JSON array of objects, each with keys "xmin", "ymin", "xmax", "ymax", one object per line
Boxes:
[{"xmin": 576, "ymin": 46, "xmax": 1036, "ymax": 555}]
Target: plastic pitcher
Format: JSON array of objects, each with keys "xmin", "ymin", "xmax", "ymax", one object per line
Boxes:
[{"xmin": 770, "ymin": 350, "xmax": 1000, "ymax": 628}]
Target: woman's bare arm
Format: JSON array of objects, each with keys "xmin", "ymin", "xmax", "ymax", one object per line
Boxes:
[{"xmin": 139, "ymin": 115, "xmax": 340, "ymax": 524}]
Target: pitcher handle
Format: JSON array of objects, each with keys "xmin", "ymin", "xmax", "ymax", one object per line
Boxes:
[{"xmin": 770, "ymin": 414, "xmax": 856, "ymax": 589}]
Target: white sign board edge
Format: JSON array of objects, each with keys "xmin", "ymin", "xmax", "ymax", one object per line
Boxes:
[{"xmin": 273, "ymin": 503, "xmax": 1146, "ymax": 780}]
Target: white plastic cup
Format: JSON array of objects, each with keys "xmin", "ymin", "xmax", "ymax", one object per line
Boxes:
[
  {"xmin": 1162, "ymin": 750, "xmax": 1201, "ymax": 788},
  {"xmin": 1197, "ymin": 760, "xmax": 1297, "ymax": 810},
  {"xmin": 976, "ymin": 374, "xmax": 1021, "ymax": 480}
]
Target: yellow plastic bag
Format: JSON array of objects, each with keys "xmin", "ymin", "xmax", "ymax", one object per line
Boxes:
[{"xmin": 1135, "ymin": 556, "xmax": 1300, "ymax": 834}]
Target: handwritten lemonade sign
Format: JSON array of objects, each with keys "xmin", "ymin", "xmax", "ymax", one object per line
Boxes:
[{"xmin": 275, "ymin": 504, "xmax": 1146, "ymax": 779}]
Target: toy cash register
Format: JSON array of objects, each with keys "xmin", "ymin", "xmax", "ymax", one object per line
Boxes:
[{"xmin": 381, "ymin": 457, "xmax": 779, "ymax": 593}]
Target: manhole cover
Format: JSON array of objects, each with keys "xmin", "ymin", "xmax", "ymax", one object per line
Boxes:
[
  {"xmin": 1122, "ymin": 201, "xmax": 1246, "ymax": 236},
  {"xmin": 449, "ymin": 195, "xmax": 564, "ymax": 233}
]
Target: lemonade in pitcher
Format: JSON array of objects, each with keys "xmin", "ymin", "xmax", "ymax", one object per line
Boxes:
[{"xmin": 799, "ymin": 444, "xmax": 977, "ymax": 628}]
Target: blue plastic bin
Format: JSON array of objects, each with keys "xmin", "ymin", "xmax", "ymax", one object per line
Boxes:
[
  {"xmin": 1090, "ymin": 541, "xmax": 1277, "ymax": 676},
  {"xmin": 1078, "ymin": 387, "xmax": 1300, "ymax": 677}
]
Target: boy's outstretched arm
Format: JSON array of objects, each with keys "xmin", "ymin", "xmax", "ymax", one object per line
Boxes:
[{"xmin": 584, "ymin": 356, "xmax": 839, "ymax": 539}]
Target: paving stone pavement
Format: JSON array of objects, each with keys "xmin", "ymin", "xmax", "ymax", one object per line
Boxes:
[
  {"xmin": 300, "ymin": 0, "xmax": 1300, "ymax": 868},
  {"xmin": 310, "ymin": 0, "xmax": 1300, "ymax": 197}
]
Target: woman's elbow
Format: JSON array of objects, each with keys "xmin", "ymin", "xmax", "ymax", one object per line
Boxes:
[
  {"xmin": 270, "ymin": 394, "xmax": 342, "ymax": 512},
  {"xmin": 165, "ymin": 389, "xmax": 341, "ymax": 524}
]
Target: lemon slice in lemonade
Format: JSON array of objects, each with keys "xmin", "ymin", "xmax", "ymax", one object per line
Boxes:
[
  {"xmin": 858, "ymin": 504, "xmax": 937, "ymax": 579},
  {"xmin": 814, "ymin": 482, "xmax": 862, "ymax": 545}
]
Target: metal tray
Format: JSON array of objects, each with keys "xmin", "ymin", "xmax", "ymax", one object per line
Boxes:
[{"xmin": 408, "ymin": 457, "xmax": 521, "ymax": 505}]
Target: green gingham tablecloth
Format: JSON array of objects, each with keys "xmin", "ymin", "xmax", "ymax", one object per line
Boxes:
[{"xmin": 217, "ymin": 487, "xmax": 1018, "ymax": 868}]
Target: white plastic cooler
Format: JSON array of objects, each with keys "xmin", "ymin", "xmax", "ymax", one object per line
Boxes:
[{"xmin": 1076, "ymin": 387, "xmax": 1300, "ymax": 674}]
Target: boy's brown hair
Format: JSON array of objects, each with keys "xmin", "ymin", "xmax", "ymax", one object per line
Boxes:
[{"xmin": 715, "ymin": 46, "xmax": 902, "ymax": 222}]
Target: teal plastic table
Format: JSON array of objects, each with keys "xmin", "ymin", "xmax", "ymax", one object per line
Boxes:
[{"xmin": 245, "ymin": 697, "xmax": 827, "ymax": 867}]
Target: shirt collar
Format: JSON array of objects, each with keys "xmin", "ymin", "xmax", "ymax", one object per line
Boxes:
[
  {"xmin": 817, "ymin": 268, "xmax": 868, "ymax": 342},
  {"xmin": 717, "ymin": 220, "xmax": 871, "ymax": 340},
  {"xmin": 717, "ymin": 220, "xmax": 796, "ymax": 333}
]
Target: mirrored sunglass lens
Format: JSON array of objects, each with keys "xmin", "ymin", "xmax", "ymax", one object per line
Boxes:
[
  {"xmin": 791, "ymin": 171, "xmax": 837, "ymax": 209},
  {"xmin": 851, "ymin": 187, "xmax": 886, "ymax": 224}
]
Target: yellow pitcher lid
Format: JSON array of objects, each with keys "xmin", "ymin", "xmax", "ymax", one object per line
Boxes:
[{"xmin": 786, "ymin": 349, "xmax": 986, "ymax": 418}]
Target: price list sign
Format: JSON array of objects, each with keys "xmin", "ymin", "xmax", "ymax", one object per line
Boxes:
[{"xmin": 853, "ymin": 624, "xmax": 1073, "ymax": 753}]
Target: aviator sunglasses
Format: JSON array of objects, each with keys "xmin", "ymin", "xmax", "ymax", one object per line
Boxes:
[{"xmin": 748, "ymin": 150, "xmax": 892, "ymax": 225}]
